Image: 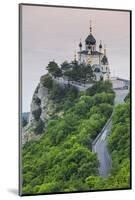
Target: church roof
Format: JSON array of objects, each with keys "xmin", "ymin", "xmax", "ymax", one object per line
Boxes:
[
  {"xmin": 85, "ymin": 34, "xmax": 96, "ymax": 45},
  {"xmin": 78, "ymin": 50, "xmax": 103, "ymax": 56}
]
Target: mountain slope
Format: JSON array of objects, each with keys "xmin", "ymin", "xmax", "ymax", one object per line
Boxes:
[
  {"xmin": 22, "ymin": 79, "xmax": 115, "ymax": 194},
  {"xmin": 86, "ymin": 93, "xmax": 131, "ymax": 190}
]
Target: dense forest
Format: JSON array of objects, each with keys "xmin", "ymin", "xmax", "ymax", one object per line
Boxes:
[
  {"xmin": 22, "ymin": 80, "xmax": 130, "ymax": 194},
  {"xmin": 46, "ymin": 60, "xmax": 95, "ymax": 83},
  {"xmin": 86, "ymin": 93, "xmax": 130, "ymax": 190}
]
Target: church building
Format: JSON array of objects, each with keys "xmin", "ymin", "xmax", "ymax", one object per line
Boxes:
[{"xmin": 77, "ymin": 21, "xmax": 110, "ymax": 81}]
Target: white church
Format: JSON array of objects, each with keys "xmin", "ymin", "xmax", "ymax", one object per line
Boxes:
[{"xmin": 77, "ymin": 21, "xmax": 110, "ymax": 81}]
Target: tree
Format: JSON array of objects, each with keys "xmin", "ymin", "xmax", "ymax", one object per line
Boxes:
[
  {"xmin": 63, "ymin": 63, "xmax": 94, "ymax": 85},
  {"xmin": 61, "ymin": 61, "xmax": 71, "ymax": 71},
  {"xmin": 40, "ymin": 74, "xmax": 53, "ymax": 89},
  {"xmin": 46, "ymin": 61, "xmax": 62, "ymax": 78},
  {"xmin": 50, "ymin": 83, "xmax": 65, "ymax": 101},
  {"xmin": 85, "ymin": 176, "xmax": 104, "ymax": 190},
  {"xmin": 86, "ymin": 80, "xmax": 114, "ymax": 96},
  {"xmin": 55, "ymin": 67, "xmax": 62, "ymax": 79},
  {"xmin": 22, "ymin": 80, "xmax": 129, "ymax": 194}
]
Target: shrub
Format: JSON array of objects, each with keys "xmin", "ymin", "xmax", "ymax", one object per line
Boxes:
[
  {"xmin": 50, "ymin": 83, "xmax": 65, "ymax": 101},
  {"xmin": 40, "ymin": 74, "xmax": 53, "ymax": 89},
  {"xmin": 86, "ymin": 80, "xmax": 114, "ymax": 96}
]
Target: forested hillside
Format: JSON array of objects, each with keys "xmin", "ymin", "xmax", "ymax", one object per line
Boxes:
[
  {"xmin": 86, "ymin": 93, "xmax": 131, "ymax": 190},
  {"xmin": 22, "ymin": 81, "xmax": 115, "ymax": 194}
]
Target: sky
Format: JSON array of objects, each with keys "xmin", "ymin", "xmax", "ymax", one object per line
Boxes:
[{"xmin": 22, "ymin": 5, "xmax": 130, "ymax": 112}]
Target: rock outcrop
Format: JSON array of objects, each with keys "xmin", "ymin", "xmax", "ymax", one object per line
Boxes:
[
  {"xmin": 22, "ymin": 73, "xmax": 80, "ymax": 144},
  {"xmin": 22, "ymin": 78, "xmax": 56, "ymax": 144}
]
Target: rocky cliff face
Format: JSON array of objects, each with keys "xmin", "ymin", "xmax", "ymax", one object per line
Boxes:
[
  {"xmin": 22, "ymin": 78, "xmax": 56, "ymax": 144},
  {"xmin": 22, "ymin": 74, "xmax": 79, "ymax": 144}
]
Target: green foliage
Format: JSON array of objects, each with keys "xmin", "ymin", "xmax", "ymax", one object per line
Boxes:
[
  {"xmin": 74, "ymin": 92, "xmax": 114, "ymax": 117},
  {"xmin": 40, "ymin": 74, "xmax": 53, "ymax": 89},
  {"xmin": 86, "ymin": 176, "xmax": 104, "ymax": 190},
  {"xmin": 86, "ymin": 80, "xmax": 114, "ymax": 96},
  {"xmin": 33, "ymin": 119, "xmax": 44, "ymax": 135},
  {"xmin": 77, "ymin": 113, "xmax": 106, "ymax": 149},
  {"xmin": 49, "ymin": 83, "xmax": 79, "ymax": 112},
  {"xmin": 108, "ymin": 101, "xmax": 130, "ymax": 168},
  {"xmin": 61, "ymin": 61, "xmax": 71, "ymax": 71},
  {"xmin": 62, "ymin": 62, "xmax": 94, "ymax": 83},
  {"xmin": 46, "ymin": 61, "xmax": 62, "ymax": 78},
  {"xmin": 55, "ymin": 67, "xmax": 62, "ymax": 78},
  {"xmin": 93, "ymin": 92, "xmax": 115, "ymax": 105},
  {"xmin": 124, "ymin": 92, "xmax": 130, "ymax": 102},
  {"xmin": 85, "ymin": 97, "xmax": 130, "ymax": 190},
  {"xmin": 50, "ymin": 83, "xmax": 65, "ymax": 101},
  {"xmin": 36, "ymin": 182, "xmax": 62, "ymax": 193},
  {"xmin": 74, "ymin": 95, "xmax": 93, "ymax": 116},
  {"xmin": 89, "ymin": 103, "xmax": 113, "ymax": 119},
  {"xmin": 22, "ymin": 81, "xmax": 116, "ymax": 194}
]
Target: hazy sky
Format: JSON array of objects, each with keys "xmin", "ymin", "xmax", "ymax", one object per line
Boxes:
[{"xmin": 22, "ymin": 5, "xmax": 130, "ymax": 112}]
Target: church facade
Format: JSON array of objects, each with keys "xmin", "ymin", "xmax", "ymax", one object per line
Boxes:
[{"xmin": 77, "ymin": 22, "xmax": 110, "ymax": 81}]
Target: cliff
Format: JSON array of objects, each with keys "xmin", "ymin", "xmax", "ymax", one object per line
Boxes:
[
  {"xmin": 22, "ymin": 75, "xmax": 57, "ymax": 144},
  {"xmin": 22, "ymin": 74, "xmax": 77, "ymax": 144}
]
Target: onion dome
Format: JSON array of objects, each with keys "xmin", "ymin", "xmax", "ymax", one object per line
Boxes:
[
  {"xmin": 85, "ymin": 34, "xmax": 96, "ymax": 45},
  {"xmin": 85, "ymin": 20, "xmax": 96, "ymax": 45}
]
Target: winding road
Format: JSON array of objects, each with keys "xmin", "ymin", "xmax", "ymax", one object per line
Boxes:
[{"xmin": 92, "ymin": 89, "xmax": 129, "ymax": 177}]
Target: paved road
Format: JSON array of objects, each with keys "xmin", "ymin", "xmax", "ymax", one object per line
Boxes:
[{"xmin": 92, "ymin": 89, "xmax": 129, "ymax": 177}]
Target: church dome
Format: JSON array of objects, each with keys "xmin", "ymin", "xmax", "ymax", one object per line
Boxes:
[{"xmin": 85, "ymin": 34, "xmax": 96, "ymax": 45}]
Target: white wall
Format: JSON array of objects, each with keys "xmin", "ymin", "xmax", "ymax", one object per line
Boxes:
[
  {"xmin": 80, "ymin": 54, "xmax": 100, "ymax": 65},
  {"xmin": 0, "ymin": 1, "xmax": 134, "ymax": 200}
]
